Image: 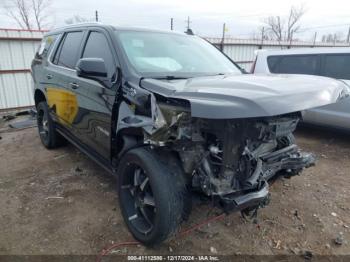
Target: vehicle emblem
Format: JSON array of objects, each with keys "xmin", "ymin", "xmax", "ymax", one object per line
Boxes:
[{"xmin": 129, "ymin": 87, "xmax": 137, "ymax": 97}]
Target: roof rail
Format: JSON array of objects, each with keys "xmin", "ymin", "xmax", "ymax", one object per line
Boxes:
[{"xmin": 49, "ymin": 22, "xmax": 104, "ymax": 32}]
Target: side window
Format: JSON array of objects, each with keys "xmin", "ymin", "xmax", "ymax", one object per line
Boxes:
[
  {"xmin": 323, "ymin": 54, "xmax": 350, "ymax": 80},
  {"xmin": 52, "ymin": 35, "xmax": 63, "ymax": 65},
  {"xmin": 36, "ymin": 34, "xmax": 58, "ymax": 59},
  {"xmin": 82, "ymin": 31, "xmax": 115, "ymax": 79},
  {"xmin": 53, "ymin": 31, "xmax": 84, "ymax": 69},
  {"xmin": 267, "ymin": 56, "xmax": 282, "ymax": 73},
  {"xmin": 268, "ymin": 55, "xmax": 318, "ymax": 75}
]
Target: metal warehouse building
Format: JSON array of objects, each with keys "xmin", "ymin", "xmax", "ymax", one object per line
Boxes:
[
  {"xmin": 0, "ymin": 28, "xmax": 349, "ymax": 110},
  {"xmin": 0, "ymin": 29, "xmax": 45, "ymax": 110}
]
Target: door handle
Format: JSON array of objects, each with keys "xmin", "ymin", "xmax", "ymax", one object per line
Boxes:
[
  {"xmin": 46, "ymin": 74, "xmax": 53, "ymax": 79},
  {"xmin": 70, "ymin": 82, "xmax": 79, "ymax": 89}
]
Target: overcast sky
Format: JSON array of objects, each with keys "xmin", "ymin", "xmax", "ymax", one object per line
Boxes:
[{"xmin": 0, "ymin": 0, "xmax": 350, "ymax": 40}]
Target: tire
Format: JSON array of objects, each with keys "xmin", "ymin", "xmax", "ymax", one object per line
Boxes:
[
  {"xmin": 36, "ymin": 101, "xmax": 64, "ymax": 149},
  {"xmin": 117, "ymin": 147, "xmax": 189, "ymax": 246}
]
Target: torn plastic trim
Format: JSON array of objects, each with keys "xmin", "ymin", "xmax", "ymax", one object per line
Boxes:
[
  {"xmin": 117, "ymin": 93, "xmax": 166, "ymax": 136},
  {"xmin": 220, "ymin": 180, "xmax": 270, "ymax": 213},
  {"xmin": 218, "ymin": 146, "xmax": 315, "ymax": 213},
  {"xmin": 242, "ymin": 144, "xmax": 316, "ymax": 188}
]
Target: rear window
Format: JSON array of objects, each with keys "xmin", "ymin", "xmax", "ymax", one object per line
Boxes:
[
  {"xmin": 323, "ymin": 54, "xmax": 350, "ymax": 80},
  {"xmin": 267, "ymin": 55, "xmax": 319, "ymax": 75},
  {"xmin": 52, "ymin": 31, "xmax": 84, "ymax": 69},
  {"xmin": 36, "ymin": 34, "xmax": 58, "ymax": 59}
]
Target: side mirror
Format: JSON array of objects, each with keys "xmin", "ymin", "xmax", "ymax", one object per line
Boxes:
[{"xmin": 76, "ymin": 58, "xmax": 108, "ymax": 79}]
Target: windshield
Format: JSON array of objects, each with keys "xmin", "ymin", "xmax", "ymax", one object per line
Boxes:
[{"xmin": 115, "ymin": 30, "xmax": 242, "ymax": 78}]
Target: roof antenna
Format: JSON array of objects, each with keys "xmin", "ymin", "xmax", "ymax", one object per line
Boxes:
[
  {"xmin": 185, "ymin": 28, "xmax": 194, "ymax": 35},
  {"xmin": 184, "ymin": 16, "xmax": 194, "ymax": 35}
]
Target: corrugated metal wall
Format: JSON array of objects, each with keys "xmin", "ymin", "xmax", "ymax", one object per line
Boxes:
[
  {"xmin": 1, "ymin": 28, "xmax": 349, "ymax": 110},
  {"xmin": 0, "ymin": 29, "xmax": 44, "ymax": 110},
  {"xmin": 223, "ymin": 44, "xmax": 257, "ymax": 71}
]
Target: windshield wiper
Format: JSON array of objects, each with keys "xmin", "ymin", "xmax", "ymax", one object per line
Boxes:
[
  {"xmin": 208, "ymin": 73, "xmax": 226, "ymax": 76},
  {"xmin": 153, "ymin": 76, "xmax": 189, "ymax": 80}
]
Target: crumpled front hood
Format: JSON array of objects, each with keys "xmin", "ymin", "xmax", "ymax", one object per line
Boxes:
[{"xmin": 140, "ymin": 74, "xmax": 349, "ymax": 119}]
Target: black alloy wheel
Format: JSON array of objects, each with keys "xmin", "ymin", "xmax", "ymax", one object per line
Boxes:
[
  {"xmin": 117, "ymin": 148, "xmax": 189, "ymax": 245},
  {"xmin": 120, "ymin": 164, "xmax": 156, "ymax": 235}
]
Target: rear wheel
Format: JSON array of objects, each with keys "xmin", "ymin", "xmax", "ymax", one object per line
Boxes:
[
  {"xmin": 36, "ymin": 101, "xmax": 64, "ymax": 149},
  {"xmin": 117, "ymin": 148, "xmax": 188, "ymax": 246}
]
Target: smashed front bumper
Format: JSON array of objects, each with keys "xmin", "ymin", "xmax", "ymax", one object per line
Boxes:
[{"xmin": 219, "ymin": 146, "xmax": 315, "ymax": 213}]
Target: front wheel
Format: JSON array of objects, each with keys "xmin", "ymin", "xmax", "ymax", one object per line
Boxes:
[{"xmin": 117, "ymin": 148, "xmax": 188, "ymax": 246}]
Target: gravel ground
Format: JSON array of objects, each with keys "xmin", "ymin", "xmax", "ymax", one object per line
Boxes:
[{"xmin": 0, "ymin": 119, "xmax": 349, "ymax": 258}]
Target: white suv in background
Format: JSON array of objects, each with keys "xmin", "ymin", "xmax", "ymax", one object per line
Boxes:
[{"xmin": 252, "ymin": 48, "xmax": 350, "ymax": 131}]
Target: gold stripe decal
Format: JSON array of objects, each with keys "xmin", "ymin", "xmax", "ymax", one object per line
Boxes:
[{"xmin": 46, "ymin": 87, "xmax": 78, "ymax": 124}]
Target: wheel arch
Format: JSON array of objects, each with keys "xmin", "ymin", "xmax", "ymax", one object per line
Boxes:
[{"xmin": 112, "ymin": 127, "xmax": 145, "ymax": 165}]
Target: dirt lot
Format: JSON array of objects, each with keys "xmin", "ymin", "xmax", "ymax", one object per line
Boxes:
[{"xmin": 0, "ymin": 118, "xmax": 349, "ymax": 258}]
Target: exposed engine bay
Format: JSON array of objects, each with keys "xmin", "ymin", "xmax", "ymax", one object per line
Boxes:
[
  {"xmin": 115, "ymin": 73, "xmax": 348, "ymax": 217},
  {"xmin": 118, "ymin": 96, "xmax": 316, "ymax": 213}
]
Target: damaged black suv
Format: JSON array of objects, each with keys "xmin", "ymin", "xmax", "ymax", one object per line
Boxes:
[{"xmin": 31, "ymin": 23, "xmax": 348, "ymax": 245}]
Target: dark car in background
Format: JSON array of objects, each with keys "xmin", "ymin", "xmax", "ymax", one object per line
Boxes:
[{"xmin": 31, "ymin": 23, "xmax": 348, "ymax": 245}]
